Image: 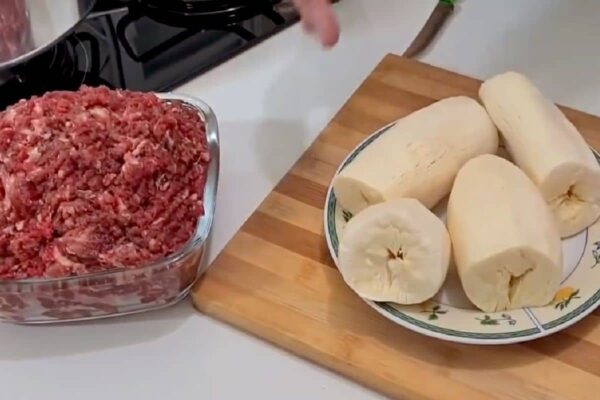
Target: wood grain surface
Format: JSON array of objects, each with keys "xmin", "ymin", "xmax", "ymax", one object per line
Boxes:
[{"xmin": 192, "ymin": 54, "xmax": 600, "ymax": 400}]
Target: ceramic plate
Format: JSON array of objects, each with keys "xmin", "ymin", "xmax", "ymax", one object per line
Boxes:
[{"xmin": 324, "ymin": 122, "xmax": 600, "ymax": 345}]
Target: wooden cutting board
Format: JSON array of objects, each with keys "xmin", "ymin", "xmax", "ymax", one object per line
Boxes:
[{"xmin": 191, "ymin": 54, "xmax": 600, "ymax": 400}]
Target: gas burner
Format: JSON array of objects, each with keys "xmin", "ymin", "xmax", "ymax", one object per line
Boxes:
[
  {"xmin": 127, "ymin": 0, "xmax": 284, "ymax": 29},
  {"xmin": 116, "ymin": 0, "xmax": 287, "ymax": 63},
  {"xmin": 0, "ymin": 33, "xmax": 107, "ymax": 110},
  {"xmin": 142, "ymin": 0, "xmax": 281, "ymax": 19},
  {"xmin": 1, "ymin": 0, "xmax": 320, "ymax": 105}
]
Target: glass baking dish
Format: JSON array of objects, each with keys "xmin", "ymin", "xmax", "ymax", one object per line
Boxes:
[{"xmin": 0, "ymin": 93, "xmax": 220, "ymax": 324}]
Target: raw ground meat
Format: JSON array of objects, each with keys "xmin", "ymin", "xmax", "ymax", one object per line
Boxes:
[
  {"xmin": 0, "ymin": 86, "xmax": 210, "ymax": 279},
  {"xmin": 0, "ymin": 0, "xmax": 32, "ymax": 63}
]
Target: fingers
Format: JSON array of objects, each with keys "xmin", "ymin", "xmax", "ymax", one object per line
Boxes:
[{"xmin": 292, "ymin": 0, "xmax": 340, "ymax": 47}]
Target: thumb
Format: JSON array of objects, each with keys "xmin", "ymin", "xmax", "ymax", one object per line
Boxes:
[{"xmin": 293, "ymin": 0, "xmax": 340, "ymax": 47}]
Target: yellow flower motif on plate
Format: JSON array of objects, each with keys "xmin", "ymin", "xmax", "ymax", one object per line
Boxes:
[{"xmin": 553, "ymin": 286, "xmax": 580, "ymax": 311}]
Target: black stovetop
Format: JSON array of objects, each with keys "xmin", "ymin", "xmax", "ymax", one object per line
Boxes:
[{"xmin": 0, "ymin": 0, "xmax": 303, "ymax": 110}]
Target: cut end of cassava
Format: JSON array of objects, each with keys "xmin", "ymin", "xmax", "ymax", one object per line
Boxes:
[
  {"xmin": 480, "ymin": 71, "xmax": 600, "ymax": 238},
  {"xmin": 542, "ymin": 163, "xmax": 600, "ymax": 237},
  {"xmin": 332, "ymin": 176, "xmax": 384, "ymax": 215},
  {"xmin": 460, "ymin": 247, "xmax": 562, "ymax": 313},
  {"xmin": 338, "ymin": 199, "xmax": 451, "ymax": 305},
  {"xmin": 447, "ymin": 155, "xmax": 563, "ymax": 313}
]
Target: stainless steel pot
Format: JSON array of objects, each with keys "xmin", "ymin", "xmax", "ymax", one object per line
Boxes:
[{"xmin": 0, "ymin": 0, "xmax": 97, "ymax": 70}]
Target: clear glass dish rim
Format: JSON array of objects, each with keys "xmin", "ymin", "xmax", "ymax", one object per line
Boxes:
[{"xmin": 0, "ymin": 92, "xmax": 220, "ymax": 288}]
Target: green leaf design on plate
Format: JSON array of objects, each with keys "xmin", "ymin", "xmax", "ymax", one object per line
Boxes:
[
  {"xmin": 342, "ymin": 210, "xmax": 353, "ymax": 223},
  {"xmin": 592, "ymin": 241, "xmax": 600, "ymax": 269},
  {"xmin": 421, "ymin": 303, "xmax": 447, "ymax": 321},
  {"xmin": 476, "ymin": 314, "xmax": 516, "ymax": 326}
]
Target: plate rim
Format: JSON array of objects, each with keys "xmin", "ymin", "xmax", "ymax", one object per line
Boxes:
[{"xmin": 323, "ymin": 121, "xmax": 600, "ymax": 345}]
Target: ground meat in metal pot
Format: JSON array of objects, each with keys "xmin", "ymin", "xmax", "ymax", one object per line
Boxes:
[
  {"xmin": 0, "ymin": 0, "xmax": 33, "ymax": 63},
  {"xmin": 0, "ymin": 86, "xmax": 210, "ymax": 279}
]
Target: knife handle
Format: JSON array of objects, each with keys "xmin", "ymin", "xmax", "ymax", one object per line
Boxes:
[{"xmin": 403, "ymin": 1, "xmax": 454, "ymax": 58}]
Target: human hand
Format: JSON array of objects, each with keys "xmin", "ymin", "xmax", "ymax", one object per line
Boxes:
[{"xmin": 292, "ymin": 0, "xmax": 340, "ymax": 47}]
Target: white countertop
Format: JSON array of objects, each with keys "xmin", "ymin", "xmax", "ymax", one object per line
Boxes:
[{"xmin": 3, "ymin": 1, "xmax": 600, "ymax": 399}]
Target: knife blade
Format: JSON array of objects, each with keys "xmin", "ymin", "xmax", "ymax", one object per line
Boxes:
[{"xmin": 403, "ymin": 0, "xmax": 455, "ymax": 58}]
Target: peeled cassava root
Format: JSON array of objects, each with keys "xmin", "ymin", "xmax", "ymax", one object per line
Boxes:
[
  {"xmin": 480, "ymin": 71, "xmax": 600, "ymax": 237},
  {"xmin": 338, "ymin": 199, "xmax": 451, "ymax": 305},
  {"xmin": 447, "ymin": 154, "xmax": 562, "ymax": 313},
  {"xmin": 333, "ymin": 96, "xmax": 498, "ymax": 215}
]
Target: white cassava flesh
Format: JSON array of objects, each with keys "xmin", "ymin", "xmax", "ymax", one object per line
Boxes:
[
  {"xmin": 333, "ymin": 96, "xmax": 498, "ymax": 215},
  {"xmin": 447, "ymin": 155, "xmax": 563, "ymax": 313},
  {"xmin": 480, "ymin": 71, "xmax": 600, "ymax": 237},
  {"xmin": 338, "ymin": 199, "xmax": 450, "ymax": 304}
]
